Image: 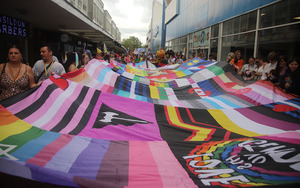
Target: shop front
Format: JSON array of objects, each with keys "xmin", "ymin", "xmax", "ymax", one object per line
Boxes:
[
  {"xmin": 165, "ymin": 0, "xmax": 300, "ymax": 63},
  {"xmin": 32, "ymin": 29, "xmax": 97, "ymax": 66},
  {"xmin": 0, "ymin": 14, "xmax": 29, "ymax": 64},
  {"xmin": 193, "ymin": 27, "xmax": 210, "ymax": 59}
]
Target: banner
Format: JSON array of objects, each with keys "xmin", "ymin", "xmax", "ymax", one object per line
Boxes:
[{"xmin": 1, "ymin": 58, "xmax": 299, "ymax": 187}]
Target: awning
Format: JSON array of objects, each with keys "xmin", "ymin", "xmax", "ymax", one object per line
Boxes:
[{"xmin": 0, "ymin": 0, "xmax": 126, "ymax": 52}]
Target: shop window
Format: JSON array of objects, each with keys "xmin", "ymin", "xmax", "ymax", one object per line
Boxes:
[
  {"xmin": 241, "ymin": 11, "xmax": 257, "ymax": 32},
  {"xmin": 180, "ymin": 45, "xmax": 186, "ymax": 53},
  {"xmin": 258, "ymin": 24, "xmax": 300, "ymax": 59},
  {"xmin": 233, "ymin": 17, "xmax": 240, "ymax": 34},
  {"xmin": 77, "ymin": 0, "xmax": 83, "ymax": 10},
  {"xmin": 168, "ymin": 41, "xmax": 171, "ymax": 47},
  {"xmin": 171, "ymin": 40, "xmax": 175, "ymax": 46},
  {"xmin": 82, "ymin": 0, "xmax": 87, "ymax": 13},
  {"xmin": 221, "ymin": 32, "xmax": 255, "ymax": 62},
  {"xmin": 223, "ymin": 19, "xmax": 234, "ymax": 35},
  {"xmin": 180, "ymin": 36, "xmax": 187, "ymax": 44},
  {"xmin": 188, "ymin": 33, "xmax": 194, "ymax": 43},
  {"xmin": 210, "ymin": 38, "xmax": 218, "ymax": 60},
  {"xmin": 68, "ymin": 0, "xmax": 76, "ymax": 6},
  {"xmin": 93, "ymin": 3, "xmax": 97, "ymax": 24},
  {"xmin": 223, "ymin": 11, "xmax": 257, "ymax": 36},
  {"xmin": 100, "ymin": 12, "xmax": 104, "ymax": 26},
  {"xmin": 260, "ymin": 0, "xmax": 300, "ymax": 28},
  {"xmin": 211, "ymin": 24, "xmax": 219, "ymax": 38}
]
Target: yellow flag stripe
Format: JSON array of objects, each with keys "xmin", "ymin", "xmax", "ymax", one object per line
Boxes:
[
  {"xmin": 150, "ymin": 86, "xmax": 160, "ymax": 99},
  {"xmin": 0, "ymin": 120, "xmax": 32, "ymax": 141},
  {"xmin": 219, "ymin": 74, "xmax": 244, "ymax": 89},
  {"xmin": 167, "ymin": 106, "xmax": 212, "ymax": 141},
  {"xmin": 207, "ymin": 109, "xmax": 261, "ymax": 137},
  {"xmin": 175, "ymin": 71, "xmax": 186, "ymax": 77}
]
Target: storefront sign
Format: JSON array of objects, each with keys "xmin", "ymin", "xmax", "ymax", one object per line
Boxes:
[
  {"xmin": 0, "ymin": 15, "xmax": 27, "ymax": 37},
  {"xmin": 194, "ymin": 28, "xmax": 210, "ymax": 47}
]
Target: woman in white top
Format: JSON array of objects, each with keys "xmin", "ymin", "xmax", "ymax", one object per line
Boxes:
[
  {"xmin": 261, "ymin": 52, "xmax": 278, "ymax": 80},
  {"xmin": 238, "ymin": 56, "xmax": 257, "ymax": 81},
  {"xmin": 168, "ymin": 54, "xmax": 176, "ymax": 65},
  {"xmin": 249, "ymin": 57, "xmax": 267, "ymax": 81}
]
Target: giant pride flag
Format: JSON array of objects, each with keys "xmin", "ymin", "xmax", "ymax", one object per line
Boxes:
[{"xmin": 0, "ymin": 58, "xmax": 299, "ymax": 187}]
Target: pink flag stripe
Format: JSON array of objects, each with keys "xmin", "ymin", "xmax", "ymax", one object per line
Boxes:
[
  {"xmin": 24, "ymin": 82, "xmax": 82, "ymax": 125},
  {"xmin": 40, "ymin": 83, "xmax": 85, "ymax": 130},
  {"xmin": 26, "ymin": 134, "xmax": 74, "ymax": 167},
  {"xmin": 148, "ymin": 141, "xmax": 197, "ymax": 188},
  {"xmin": 59, "ymin": 89, "xmax": 96, "ymax": 134},
  {"xmin": 7, "ymin": 81, "xmax": 53, "ymax": 114},
  {"xmin": 127, "ymin": 141, "xmax": 164, "ymax": 188}
]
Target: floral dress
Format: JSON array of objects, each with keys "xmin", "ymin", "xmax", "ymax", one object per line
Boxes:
[{"xmin": 0, "ymin": 64, "xmax": 29, "ymax": 100}]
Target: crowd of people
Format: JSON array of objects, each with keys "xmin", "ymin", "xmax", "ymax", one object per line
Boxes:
[
  {"xmin": 229, "ymin": 50, "xmax": 300, "ymax": 96},
  {"xmin": 0, "ymin": 43, "xmax": 299, "ymax": 101},
  {"xmin": 148, "ymin": 49, "xmax": 216, "ymax": 67}
]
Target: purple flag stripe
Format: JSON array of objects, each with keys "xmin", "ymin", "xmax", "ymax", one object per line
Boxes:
[
  {"xmin": 236, "ymin": 108, "xmax": 300, "ymax": 130},
  {"xmin": 68, "ymin": 138, "xmax": 110, "ymax": 179}
]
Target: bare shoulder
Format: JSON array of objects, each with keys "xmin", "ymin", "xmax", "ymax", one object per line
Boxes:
[
  {"xmin": 26, "ymin": 64, "xmax": 33, "ymax": 71},
  {"xmin": 0, "ymin": 63, "xmax": 4, "ymax": 76},
  {"xmin": 26, "ymin": 65, "xmax": 35, "ymax": 75}
]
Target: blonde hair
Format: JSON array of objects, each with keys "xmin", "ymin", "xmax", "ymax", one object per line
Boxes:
[
  {"xmin": 227, "ymin": 52, "xmax": 235, "ymax": 59},
  {"xmin": 227, "ymin": 52, "xmax": 235, "ymax": 62}
]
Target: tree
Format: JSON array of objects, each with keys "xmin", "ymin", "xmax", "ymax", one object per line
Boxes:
[{"xmin": 122, "ymin": 36, "xmax": 142, "ymax": 52}]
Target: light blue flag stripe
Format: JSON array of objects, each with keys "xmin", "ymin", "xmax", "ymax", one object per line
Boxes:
[{"xmin": 11, "ymin": 131, "xmax": 61, "ymax": 162}]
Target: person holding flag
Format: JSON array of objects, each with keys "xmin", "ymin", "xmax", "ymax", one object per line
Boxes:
[
  {"xmin": 33, "ymin": 43, "xmax": 65, "ymax": 83},
  {"xmin": 96, "ymin": 48, "xmax": 104, "ymax": 60}
]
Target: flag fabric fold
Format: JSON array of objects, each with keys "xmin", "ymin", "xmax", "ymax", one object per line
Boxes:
[{"xmin": 0, "ymin": 58, "xmax": 299, "ymax": 187}]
